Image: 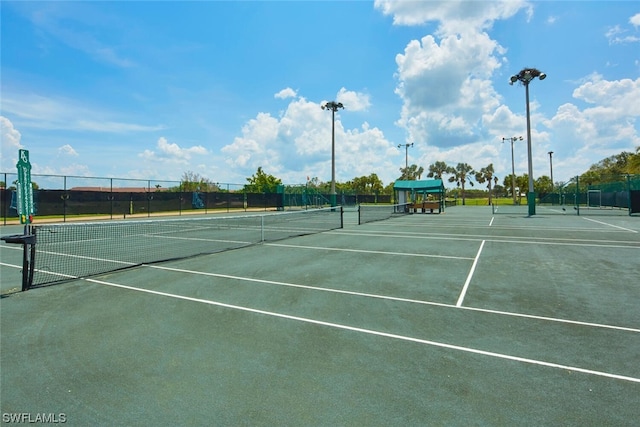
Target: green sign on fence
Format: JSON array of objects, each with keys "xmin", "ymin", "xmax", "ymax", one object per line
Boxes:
[{"xmin": 16, "ymin": 149, "xmax": 34, "ymax": 224}]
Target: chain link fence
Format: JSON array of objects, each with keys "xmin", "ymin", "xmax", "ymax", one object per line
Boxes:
[{"xmin": 1, "ymin": 173, "xmax": 391, "ymax": 224}]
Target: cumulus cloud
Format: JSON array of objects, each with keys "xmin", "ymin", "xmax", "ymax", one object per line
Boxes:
[
  {"xmin": 371, "ymin": 1, "xmax": 531, "ymax": 151},
  {"xmin": 1, "ymin": 116, "xmax": 23, "ymax": 170},
  {"xmin": 572, "ymin": 74, "xmax": 640, "ymax": 115},
  {"xmin": 275, "ymin": 88, "xmax": 297, "ymax": 99},
  {"xmin": 392, "ymin": 21, "xmax": 506, "ymax": 147},
  {"xmin": 58, "ymin": 144, "xmax": 79, "ymax": 156},
  {"xmin": 374, "ymin": 0, "xmax": 528, "ymax": 33},
  {"xmin": 221, "ymin": 96, "xmax": 399, "ymax": 184},
  {"xmin": 140, "ymin": 137, "xmax": 209, "ymax": 165},
  {"xmin": 373, "ymin": 0, "xmax": 636, "ymax": 183},
  {"xmin": 545, "ymin": 75, "xmax": 640, "ymax": 169},
  {"xmin": 630, "ymin": 13, "xmax": 640, "ymax": 28},
  {"xmin": 335, "ymin": 87, "xmax": 371, "ymax": 112}
]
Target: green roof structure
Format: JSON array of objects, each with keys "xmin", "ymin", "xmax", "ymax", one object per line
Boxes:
[{"xmin": 393, "ymin": 179, "xmax": 444, "ymax": 193}]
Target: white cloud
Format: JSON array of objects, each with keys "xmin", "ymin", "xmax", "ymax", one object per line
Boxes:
[
  {"xmin": 335, "ymin": 88, "xmax": 371, "ymax": 112},
  {"xmin": 374, "ymin": 0, "xmax": 529, "ymax": 33},
  {"xmin": 220, "ymin": 97, "xmax": 400, "ymax": 184},
  {"xmin": 544, "ymin": 75, "xmax": 640, "ymax": 177},
  {"xmin": 630, "ymin": 13, "xmax": 640, "ymax": 28},
  {"xmin": 0, "ymin": 116, "xmax": 23, "ymax": 170},
  {"xmin": 605, "ymin": 23, "xmax": 640, "ymax": 45},
  {"xmin": 275, "ymin": 88, "xmax": 297, "ymax": 99},
  {"xmin": 140, "ymin": 137, "xmax": 209, "ymax": 165},
  {"xmin": 57, "ymin": 144, "xmax": 79, "ymax": 156},
  {"xmin": 572, "ymin": 74, "xmax": 640, "ymax": 115},
  {"xmin": 373, "ymin": 1, "xmax": 527, "ymax": 152},
  {"xmin": 394, "ymin": 30, "xmax": 504, "ymax": 148}
]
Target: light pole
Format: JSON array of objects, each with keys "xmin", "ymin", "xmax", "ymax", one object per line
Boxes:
[
  {"xmin": 398, "ymin": 143, "xmax": 414, "ymax": 176},
  {"xmin": 321, "ymin": 101, "xmax": 344, "ymax": 207},
  {"xmin": 510, "ymin": 68, "xmax": 546, "ymax": 216},
  {"xmin": 502, "ymin": 136, "xmax": 523, "ymax": 204}
]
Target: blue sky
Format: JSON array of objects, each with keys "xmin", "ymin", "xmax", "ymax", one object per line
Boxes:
[{"xmin": 1, "ymin": 0, "xmax": 639, "ymax": 189}]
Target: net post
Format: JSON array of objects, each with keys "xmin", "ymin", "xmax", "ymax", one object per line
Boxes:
[
  {"xmin": 261, "ymin": 215, "xmax": 265, "ymax": 242},
  {"xmin": 340, "ymin": 206, "xmax": 344, "ymax": 229},
  {"xmin": 575, "ymin": 175, "xmax": 580, "ymax": 216},
  {"xmin": 20, "ymin": 225, "xmax": 36, "ymax": 291},
  {"xmin": 1, "ymin": 225, "xmax": 36, "ymax": 291}
]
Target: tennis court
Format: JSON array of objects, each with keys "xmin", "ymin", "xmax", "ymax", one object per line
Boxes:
[{"xmin": 1, "ymin": 206, "xmax": 639, "ymax": 425}]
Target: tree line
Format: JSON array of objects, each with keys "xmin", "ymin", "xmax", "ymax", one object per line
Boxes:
[
  {"xmin": 4, "ymin": 147, "xmax": 637, "ymax": 204},
  {"xmin": 217, "ymin": 146, "xmax": 639, "ymax": 205}
]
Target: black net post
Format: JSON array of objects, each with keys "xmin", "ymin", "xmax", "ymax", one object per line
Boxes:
[{"xmin": 1, "ymin": 225, "xmax": 36, "ymax": 291}]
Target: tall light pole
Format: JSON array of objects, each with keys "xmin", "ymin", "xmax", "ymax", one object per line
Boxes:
[
  {"xmin": 510, "ymin": 68, "xmax": 546, "ymax": 216},
  {"xmin": 321, "ymin": 101, "xmax": 344, "ymax": 207},
  {"xmin": 398, "ymin": 143, "xmax": 414, "ymax": 176},
  {"xmin": 548, "ymin": 151, "xmax": 554, "ymax": 192},
  {"xmin": 502, "ymin": 136, "xmax": 523, "ymax": 204}
]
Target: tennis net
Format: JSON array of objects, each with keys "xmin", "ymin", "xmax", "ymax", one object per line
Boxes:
[
  {"xmin": 358, "ymin": 203, "xmax": 410, "ymax": 225},
  {"xmin": 28, "ymin": 207, "xmax": 343, "ymax": 287}
]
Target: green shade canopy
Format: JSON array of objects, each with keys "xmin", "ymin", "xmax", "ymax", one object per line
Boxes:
[{"xmin": 393, "ymin": 179, "xmax": 444, "ymax": 194}]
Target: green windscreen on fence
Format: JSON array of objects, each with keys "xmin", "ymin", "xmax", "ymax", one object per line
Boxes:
[{"xmin": 496, "ymin": 174, "xmax": 640, "ymax": 216}]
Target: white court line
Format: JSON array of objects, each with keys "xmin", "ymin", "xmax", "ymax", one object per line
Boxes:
[
  {"xmin": 0, "ymin": 261, "xmax": 22, "ymax": 269},
  {"xmin": 582, "ymin": 217, "xmax": 638, "ymax": 233},
  {"xmin": 265, "ymin": 242, "xmax": 473, "ymax": 260},
  {"xmin": 331, "ymin": 230, "xmax": 640, "ymax": 249},
  {"xmin": 83, "ymin": 276, "xmax": 640, "ymax": 384},
  {"xmin": 489, "ymin": 217, "xmax": 494, "ymax": 227},
  {"xmin": 380, "ymin": 222, "xmax": 633, "ymax": 233},
  {"xmin": 456, "ymin": 240, "xmax": 485, "ymax": 307},
  {"xmin": 5, "ymin": 256, "xmax": 636, "ymax": 334},
  {"xmin": 145, "ymin": 264, "xmax": 640, "ymax": 333}
]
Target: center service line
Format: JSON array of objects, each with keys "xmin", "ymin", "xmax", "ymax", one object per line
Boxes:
[{"xmin": 456, "ymin": 240, "xmax": 485, "ymax": 307}]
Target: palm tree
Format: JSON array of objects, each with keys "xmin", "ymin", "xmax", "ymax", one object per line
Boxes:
[
  {"xmin": 448, "ymin": 163, "xmax": 475, "ymax": 205},
  {"xmin": 399, "ymin": 164, "xmax": 425, "ymax": 180},
  {"xmin": 474, "ymin": 164, "xmax": 496, "ymax": 206},
  {"xmin": 427, "ymin": 161, "xmax": 450, "ymax": 180}
]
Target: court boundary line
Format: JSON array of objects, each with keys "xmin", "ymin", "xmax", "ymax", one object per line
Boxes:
[
  {"xmin": 3, "ymin": 243, "xmax": 638, "ymax": 334},
  {"xmin": 331, "ymin": 230, "xmax": 640, "ymax": 249},
  {"xmin": 4, "ymin": 256, "xmax": 636, "ymax": 333},
  {"xmin": 456, "ymin": 240, "xmax": 485, "ymax": 307},
  {"xmin": 398, "ymin": 223, "xmax": 632, "ymax": 233},
  {"xmin": 265, "ymin": 242, "xmax": 473, "ymax": 260},
  {"xmin": 82, "ymin": 276, "xmax": 640, "ymax": 384},
  {"xmin": 145, "ymin": 264, "xmax": 640, "ymax": 334},
  {"xmin": 582, "ymin": 217, "xmax": 638, "ymax": 233}
]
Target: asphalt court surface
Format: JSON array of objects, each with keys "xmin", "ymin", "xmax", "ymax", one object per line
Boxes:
[{"xmin": 1, "ymin": 206, "xmax": 639, "ymax": 426}]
